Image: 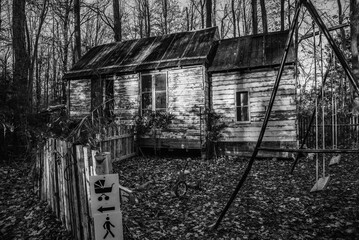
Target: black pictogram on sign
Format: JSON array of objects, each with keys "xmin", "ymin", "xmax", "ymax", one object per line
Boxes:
[
  {"xmin": 94, "ymin": 180, "xmax": 114, "ymax": 194},
  {"xmin": 103, "ymin": 216, "xmax": 115, "ymax": 239}
]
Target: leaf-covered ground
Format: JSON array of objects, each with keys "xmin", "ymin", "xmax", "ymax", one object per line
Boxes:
[
  {"xmin": 114, "ymin": 152, "xmax": 359, "ymax": 240},
  {"xmin": 0, "ymin": 160, "xmax": 72, "ymax": 240}
]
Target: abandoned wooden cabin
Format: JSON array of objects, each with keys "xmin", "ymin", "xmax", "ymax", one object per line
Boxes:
[
  {"xmin": 63, "ymin": 27, "xmax": 219, "ymax": 151},
  {"xmin": 208, "ymin": 30, "xmax": 297, "ymax": 157},
  {"xmin": 64, "ymin": 28, "xmax": 297, "ymax": 157}
]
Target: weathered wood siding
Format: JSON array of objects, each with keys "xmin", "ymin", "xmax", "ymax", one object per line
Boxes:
[
  {"xmin": 114, "ymin": 73, "xmax": 140, "ymax": 122},
  {"xmin": 69, "ymin": 79, "xmax": 91, "ymax": 117},
  {"xmin": 113, "ymin": 66, "xmax": 207, "ymax": 149},
  {"xmin": 211, "ymin": 67, "xmax": 297, "ymax": 157}
]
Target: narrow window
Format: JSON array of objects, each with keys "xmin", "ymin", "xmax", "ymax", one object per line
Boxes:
[
  {"xmin": 141, "ymin": 73, "xmax": 167, "ymax": 114},
  {"xmin": 236, "ymin": 91, "xmax": 250, "ymax": 122}
]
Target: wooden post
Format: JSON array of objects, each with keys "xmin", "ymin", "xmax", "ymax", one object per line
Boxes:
[{"xmin": 93, "ymin": 151, "xmax": 112, "ymax": 175}]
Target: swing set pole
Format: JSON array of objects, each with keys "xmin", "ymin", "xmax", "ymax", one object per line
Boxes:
[
  {"xmin": 290, "ymin": 55, "xmax": 332, "ymax": 174},
  {"xmin": 209, "ymin": 0, "xmax": 302, "ymax": 230}
]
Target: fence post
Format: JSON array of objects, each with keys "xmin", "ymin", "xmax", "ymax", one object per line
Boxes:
[{"xmin": 93, "ymin": 151, "xmax": 112, "ymax": 175}]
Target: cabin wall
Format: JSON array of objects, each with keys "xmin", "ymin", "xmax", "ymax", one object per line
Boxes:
[
  {"xmin": 211, "ymin": 66, "xmax": 297, "ymax": 158},
  {"xmin": 114, "ymin": 73, "xmax": 140, "ymax": 122},
  {"xmin": 69, "ymin": 79, "xmax": 91, "ymax": 117},
  {"xmin": 113, "ymin": 66, "xmax": 207, "ymax": 150}
]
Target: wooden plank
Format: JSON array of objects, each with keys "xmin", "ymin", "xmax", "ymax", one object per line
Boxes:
[{"xmin": 70, "ymin": 143, "xmax": 81, "ymax": 240}]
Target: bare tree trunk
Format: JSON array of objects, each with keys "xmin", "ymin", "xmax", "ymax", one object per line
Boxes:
[
  {"xmin": 36, "ymin": 52, "xmax": 42, "ymax": 112},
  {"xmin": 185, "ymin": 7, "xmax": 190, "ymax": 31},
  {"xmin": 251, "ymin": 0, "xmax": 258, "ymax": 34},
  {"xmin": 280, "ymin": 0, "xmax": 285, "ymax": 31},
  {"xmin": 145, "ymin": 0, "xmax": 150, "ymax": 36},
  {"xmin": 163, "ymin": 0, "xmax": 168, "ymax": 34},
  {"xmin": 351, "ymin": 0, "xmax": 359, "ymax": 80},
  {"xmin": 259, "ymin": 0, "xmax": 267, "ymax": 33},
  {"xmin": 231, "ymin": 0, "xmax": 236, "ymax": 37},
  {"xmin": 113, "ymin": 0, "xmax": 122, "ymax": 41},
  {"xmin": 213, "ymin": 0, "xmax": 217, "ymax": 27},
  {"xmin": 337, "ymin": 0, "xmax": 346, "ymax": 50},
  {"xmin": 28, "ymin": 0, "xmax": 49, "ymax": 112},
  {"xmin": 243, "ymin": 0, "xmax": 248, "ymax": 35},
  {"xmin": 206, "ymin": 0, "xmax": 212, "ymax": 28},
  {"xmin": 12, "ymin": 0, "xmax": 30, "ymax": 144},
  {"xmin": 190, "ymin": 2, "xmax": 195, "ymax": 30},
  {"xmin": 74, "ymin": 0, "xmax": 81, "ymax": 62}
]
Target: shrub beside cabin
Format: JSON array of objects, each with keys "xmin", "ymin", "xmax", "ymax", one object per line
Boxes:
[{"xmin": 63, "ymin": 27, "xmax": 297, "ymax": 158}]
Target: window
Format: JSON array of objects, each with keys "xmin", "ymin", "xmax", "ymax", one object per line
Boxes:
[
  {"xmin": 141, "ymin": 73, "xmax": 167, "ymax": 114},
  {"xmin": 236, "ymin": 91, "xmax": 250, "ymax": 122}
]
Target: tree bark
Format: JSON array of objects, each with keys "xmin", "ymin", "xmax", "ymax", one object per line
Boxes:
[
  {"xmin": 231, "ymin": 0, "xmax": 236, "ymax": 37},
  {"xmin": 163, "ymin": 0, "xmax": 168, "ymax": 34},
  {"xmin": 351, "ymin": 0, "xmax": 359, "ymax": 80},
  {"xmin": 281, "ymin": 0, "xmax": 285, "ymax": 31},
  {"xmin": 28, "ymin": 0, "xmax": 49, "ymax": 112},
  {"xmin": 113, "ymin": 0, "xmax": 122, "ymax": 41},
  {"xmin": 259, "ymin": 0, "xmax": 267, "ymax": 33},
  {"xmin": 251, "ymin": 0, "xmax": 258, "ymax": 34},
  {"xmin": 206, "ymin": 0, "xmax": 212, "ymax": 28},
  {"xmin": 12, "ymin": 0, "xmax": 30, "ymax": 144},
  {"xmin": 185, "ymin": 7, "xmax": 190, "ymax": 31},
  {"xmin": 74, "ymin": 0, "xmax": 81, "ymax": 63},
  {"xmin": 213, "ymin": 0, "xmax": 217, "ymax": 27},
  {"xmin": 337, "ymin": 0, "xmax": 346, "ymax": 50}
]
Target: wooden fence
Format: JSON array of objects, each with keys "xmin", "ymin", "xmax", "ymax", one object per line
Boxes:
[
  {"xmin": 34, "ymin": 126, "xmax": 135, "ymax": 239},
  {"xmin": 298, "ymin": 113, "xmax": 359, "ymax": 148}
]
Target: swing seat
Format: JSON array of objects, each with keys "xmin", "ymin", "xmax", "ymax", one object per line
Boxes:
[
  {"xmin": 310, "ymin": 175, "xmax": 330, "ymax": 192},
  {"xmin": 329, "ymin": 155, "xmax": 341, "ymax": 166}
]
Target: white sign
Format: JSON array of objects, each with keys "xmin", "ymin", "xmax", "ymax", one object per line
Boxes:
[
  {"xmin": 90, "ymin": 174, "xmax": 121, "ymax": 216},
  {"xmin": 94, "ymin": 211, "xmax": 123, "ymax": 240}
]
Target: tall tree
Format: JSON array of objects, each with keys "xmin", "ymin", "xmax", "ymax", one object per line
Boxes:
[
  {"xmin": 206, "ymin": 0, "xmax": 212, "ymax": 28},
  {"xmin": 251, "ymin": 0, "xmax": 258, "ymax": 34},
  {"xmin": 12, "ymin": 0, "xmax": 30, "ymax": 139},
  {"xmin": 259, "ymin": 0, "xmax": 267, "ymax": 33},
  {"xmin": 27, "ymin": 0, "xmax": 49, "ymax": 111},
  {"xmin": 351, "ymin": 0, "xmax": 359, "ymax": 80},
  {"xmin": 231, "ymin": 0, "xmax": 237, "ymax": 37},
  {"xmin": 337, "ymin": 0, "xmax": 346, "ymax": 50},
  {"xmin": 163, "ymin": 0, "xmax": 168, "ymax": 34},
  {"xmin": 280, "ymin": 0, "xmax": 285, "ymax": 30},
  {"xmin": 113, "ymin": 0, "xmax": 122, "ymax": 41},
  {"xmin": 74, "ymin": 0, "xmax": 81, "ymax": 62}
]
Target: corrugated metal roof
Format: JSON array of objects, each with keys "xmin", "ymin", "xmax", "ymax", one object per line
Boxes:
[
  {"xmin": 64, "ymin": 27, "xmax": 219, "ymax": 79},
  {"xmin": 208, "ymin": 30, "xmax": 295, "ymax": 73}
]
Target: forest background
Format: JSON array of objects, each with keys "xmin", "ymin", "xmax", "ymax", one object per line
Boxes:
[{"xmin": 0, "ymin": 0, "xmax": 358, "ymax": 156}]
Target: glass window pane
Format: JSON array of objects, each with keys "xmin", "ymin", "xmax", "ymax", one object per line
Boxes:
[
  {"xmin": 142, "ymin": 92, "xmax": 152, "ymax": 110},
  {"xmin": 141, "ymin": 75, "xmax": 152, "ymax": 92},
  {"xmin": 155, "ymin": 74, "xmax": 166, "ymax": 91},
  {"xmin": 242, "ymin": 107, "xmax": 249, "ymax": 121},
  {"xmin": 236, "ymin": 92, "xmax": 241, "ymax": 106},
  {"xmin": 155, "ymin": 92, "xmax": 166, "ymax": 109},
  {"xmin": 241, "ymin": 93, "xmax": 248, "ymax": 106},
  {"xmin": 237, "ymin": 107, "xmax": 241, "ymax": 121}
]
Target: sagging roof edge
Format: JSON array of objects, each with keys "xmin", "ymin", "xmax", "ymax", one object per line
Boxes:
[{"xmin": 207, "ymin": 62, "xmax": 296, "ymax": 74}]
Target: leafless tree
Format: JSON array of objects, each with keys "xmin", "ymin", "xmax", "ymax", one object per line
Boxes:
[{"xmin": 251, "ymin": 0, "xmax": 258, "ymax": 34}]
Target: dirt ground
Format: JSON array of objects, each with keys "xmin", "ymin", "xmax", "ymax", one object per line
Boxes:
[{"xmin": 114, "ymin": 152, "xmax": 359, "ymax": 240}]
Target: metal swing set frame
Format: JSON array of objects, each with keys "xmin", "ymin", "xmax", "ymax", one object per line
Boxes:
[{"xmin": 210, "ymin": 0, "xmax": 359, "ymax": 230}]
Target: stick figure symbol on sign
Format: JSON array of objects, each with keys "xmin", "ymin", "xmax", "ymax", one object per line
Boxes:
[{"xmin": 103, "ymin": 216, "xmax": 115, "ymax": 239}]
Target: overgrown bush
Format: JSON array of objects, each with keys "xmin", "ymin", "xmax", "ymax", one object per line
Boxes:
[{"xmin": 134, "ymin": 111, "xmax": 175, "ymax": 136}]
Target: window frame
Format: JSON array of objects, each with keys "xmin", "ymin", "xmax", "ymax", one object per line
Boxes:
[
  {"xmin": 140, "ymin": 72, "xmax": 168, "ymax": 115},
  {"xmin": 235, "ymin": 90, "xmax": 251, "ymax": 123}
]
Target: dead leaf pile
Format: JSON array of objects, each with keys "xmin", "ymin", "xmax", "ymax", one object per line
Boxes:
[
  {"xmin": 0, "ymin": 160, "xmax": 72, "ymax": 240},
  {"xmin": 114, "ymin": 153, "xmax": 359, "ymax": 239}
]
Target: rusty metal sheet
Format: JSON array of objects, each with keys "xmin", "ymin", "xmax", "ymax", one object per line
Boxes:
[
  {"xmin": 208, "ymin": 30, "xmax": 295, "ymax": 73},
  {"xmin": 66, "ymin": 27, "xmax": 219, "ymax": 78}
]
